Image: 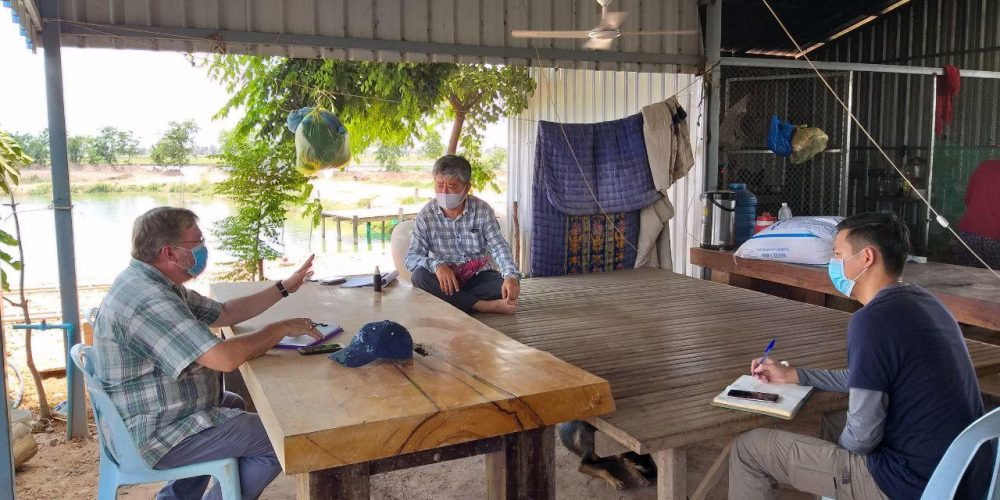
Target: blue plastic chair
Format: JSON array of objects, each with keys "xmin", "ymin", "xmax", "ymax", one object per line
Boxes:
[
  {"xmin": 70, "ymin": 344, "xmax": 242, "ymax": 500},
  {"xmin": 921, "ymin": 407, "xmax": 1000, "ymax": 499}
]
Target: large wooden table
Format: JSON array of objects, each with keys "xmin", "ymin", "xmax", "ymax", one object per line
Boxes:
[
  {"xmin": 211, "ymin": 281, "xmax": 614, "ymax": 499},
  {"xmin": 477, "ymin": 269, "xmax": 1000, "ymax": 500},
  {"xmin": 690, "ymin": 247, "xmax": 1000, "ymax": 331}
]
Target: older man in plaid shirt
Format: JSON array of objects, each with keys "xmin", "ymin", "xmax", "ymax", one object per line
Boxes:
[
  {"xmin": 405, "ymin": 155, "xmax": 521, "ymax": 315},
  {"xmin": 94, "ymin": 207, "xmax": 323, "ymax": 500}
]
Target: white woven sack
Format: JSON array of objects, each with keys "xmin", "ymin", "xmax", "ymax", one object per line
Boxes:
[{"xmin": 735, "ymin": 216, "xmax": 844, "ymax": 265}]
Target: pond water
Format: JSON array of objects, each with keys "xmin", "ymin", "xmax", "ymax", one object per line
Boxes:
[{"xmin": 0, "ymin": 193, "xmax": 330, "ymax": 289}]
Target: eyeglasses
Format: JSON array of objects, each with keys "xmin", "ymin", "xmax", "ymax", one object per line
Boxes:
[{"xmin": 176, "ymin": 238, "xmax": 205, "ymax": 246}]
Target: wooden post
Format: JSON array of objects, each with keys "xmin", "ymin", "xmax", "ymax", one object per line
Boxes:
[
  {"xmin": 653, "ymin": 447, "xmax": 686, "ymax": 500},
  {"xmin": 336, "ymin": 218, "xmax": 343, "ymax": 251},
  {"xmin": 321, "ymin": 215, "xmax": 326, "ymax": 241},
  {"xmin": 352, "ymin": 216, "xmax": 359, "ymax": 251},
  {"xmin": 381, "ymin": 220, "xmax": 387, "ymax": 246},
  {"xmin": 485, "ymin": 427, "xmax": 555, "ymax": 500},
  {"xmin": 297, "ymin": 463, "xmax": 370, "ymax": 500}
]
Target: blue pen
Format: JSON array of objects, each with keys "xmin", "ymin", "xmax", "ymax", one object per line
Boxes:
[{"xmin": 756, "ymin": 338, "xmax": 776, "ymax": 373}]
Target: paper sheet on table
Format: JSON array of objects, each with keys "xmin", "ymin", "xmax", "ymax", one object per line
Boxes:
[
  {"xmin": 711, "ymin": 375, "xmax": 814, "ymax": 419},
  {"xmin": 274, "ymin": 324, "xmax": 343, "ymax": 349},
  {"xmin": 341, "ymin": 270, "xmax": 400, "ymax": 288}
]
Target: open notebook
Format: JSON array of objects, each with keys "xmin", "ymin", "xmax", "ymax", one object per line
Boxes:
[
  {"xmin": 274, "ymin": 324, "xmax": 343, "ymax": 349},
  {"xmin": 712, "ymin": 375, "xmax": 814, "ymax": 420}
]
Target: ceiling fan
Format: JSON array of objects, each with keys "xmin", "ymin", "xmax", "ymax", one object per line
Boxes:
[{"xmin": 511, "ymin": 0, "xmax": 699, "ymax": 51}]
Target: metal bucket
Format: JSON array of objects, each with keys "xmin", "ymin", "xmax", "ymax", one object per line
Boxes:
[{"xmin": 700, "ymin": 190, "xmax": 736, "ymax": 251}]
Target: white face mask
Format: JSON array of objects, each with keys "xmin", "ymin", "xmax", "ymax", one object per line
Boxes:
[{"xmin": 436, "ymin": 192, "xmax": 467, "ymax": 210}]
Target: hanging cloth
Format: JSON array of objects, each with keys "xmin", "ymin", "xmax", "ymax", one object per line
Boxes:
[
  {"xmin": 935, "ymin": 65, "xmax": 961, "ymax": 136},
  {"xmin": 635, "ymin": 97, "xmax": 696, "ymax": 270},
  {"xmin": 530, "ymin": 115, "xmax": 654, "ymax": 277}
]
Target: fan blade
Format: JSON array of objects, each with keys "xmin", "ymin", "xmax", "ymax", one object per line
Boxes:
[
  {"xmin": 583, "ymin": 38, "xmax": 615, "ymax": 50},
  {"xmin": 511, "ymin": 30, "xmax": 590, "ymax": 39},
  {"xmin": 621, "ymin": 30, "xmax": 700, "ymax": 36},
  {"xmin": 598, "ymin": 11, "xmax": 628, "ymax": 30}
]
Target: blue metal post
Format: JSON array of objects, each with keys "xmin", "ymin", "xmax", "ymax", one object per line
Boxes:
[
  {"xmin": 0, "ymin": 315, "xmax": 16, "ymax": 499},
  {"xmin": 39, "ymin": 0, "xmax": 86, "ymax": 439}
]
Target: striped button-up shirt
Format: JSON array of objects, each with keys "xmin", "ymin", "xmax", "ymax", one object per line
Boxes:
[
  {"xmin": 405, "ymin": 196, "xmax": 520, "ymax": 279},
  {"xmin": 94, "ymin": 259, "xmax": 242, "ymax": 466}
]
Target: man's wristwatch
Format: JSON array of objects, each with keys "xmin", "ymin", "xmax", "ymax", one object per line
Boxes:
[{"xmin": 275, "ymin": 280, "xmax": 289, "ymax": 298}]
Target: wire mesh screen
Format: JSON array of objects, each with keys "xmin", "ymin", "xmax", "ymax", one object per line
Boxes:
[
  {"xmin": 719, "ymin": 67, "xmax": 849, "ymax": 217},
  {"xmin": 929, "ymin": 76, "xmax": 1000, "ymax": 257}
]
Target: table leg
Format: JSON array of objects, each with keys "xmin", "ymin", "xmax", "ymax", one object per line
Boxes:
[
  {"xmin": 690, "ymin": 440, "xmax": 733, "ymax": 500},
  {"xmin": 321, "ymin": 216, "xmax": 326, "ymax": 241},
  {"xmin": 485, "ymin": 426, "xmax": 555, "ymax": 500},
  {"xmin": 653, "ymin": 447, "xmax": 686, "ymax": 500},
  {"xmin": 336, "ymin": 218, "xmax": 342, "ymax": 245},
  {"xmin": 296, "ymin": 463, "xmax": 370, "ymax": 500}
]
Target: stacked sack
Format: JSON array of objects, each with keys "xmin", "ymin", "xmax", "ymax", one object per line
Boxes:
[{"xmin": 286, "ymin": 107, "xmax": 351, "ymax": 176}]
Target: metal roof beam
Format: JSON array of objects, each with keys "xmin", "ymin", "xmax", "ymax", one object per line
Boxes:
[
  {"xmin": 55, "ymin": 22, "xmax": 706, "ymax": 68},
  {"xmin": 722, "ymin": 56, "xmax": 1000, "ymax": 79}
]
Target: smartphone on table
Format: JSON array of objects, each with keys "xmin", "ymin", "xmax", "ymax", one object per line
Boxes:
[{"xmin": 727, "ymin": 389, "xmax": 780, "ymax": 403}]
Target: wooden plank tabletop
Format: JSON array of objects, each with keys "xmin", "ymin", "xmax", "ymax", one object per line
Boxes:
[
  {"xmin": 211, "ymin": 281, "xmax": 614, "ymax": 475},
  {"xmin": 690, "ymin": 247, "xmax": 1000, "ymax": 331},
  {"xmin": 478, "ymin": 269, "xmax": 1000, "ymax": 455}
]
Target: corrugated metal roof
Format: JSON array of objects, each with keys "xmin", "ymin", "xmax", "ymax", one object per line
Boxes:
[{"xmin": 12, "ymin": 0, "xmax": 704, "ymax": 73}]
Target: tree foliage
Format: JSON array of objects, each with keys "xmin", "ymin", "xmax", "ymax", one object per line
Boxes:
[
  {"xmin": 206, "ymin": 57, "xmax": 535, "ymax": 190},
  {"xmin": 0, "ymin": 131, "xmax": 27, "ymax": 290},
  {"xmin": 87, "ymin": 127, "xmax": 140, "ymax": 165},
  {"xmin": 11, "ymin": 130, "xmax": 49, "ymax": 165},
  {"xmin": 420, "ymin": 126, "xmax": 446, "ymax": 160},
  {"xmin": 67, "ymin": 135, "xmax": 89, "ymax": 164},
  {"xmin": 212, "ymin": 131, "xmax": 317, "ymax": 281},
  {"xmin": 374, "ymin": 141, "xmax": 404, "ymax": 172},
  {"xmin": 151, "ymin": 120, "xmax": 200, "ymax": 166}
]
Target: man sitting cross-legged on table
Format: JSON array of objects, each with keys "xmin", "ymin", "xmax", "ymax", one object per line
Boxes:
[
  {"xmin": 405, "ymin": 154, "xmax": 521, "ymax": 315},
  {"xmin": 94, "ymin": 207, "xmax": 324, "ymax": 500},
  {"xmin": 729, "ymin": 212, "xmax": 990, "ymax": 500}
]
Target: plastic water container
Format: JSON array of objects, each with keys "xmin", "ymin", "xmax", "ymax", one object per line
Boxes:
[
  {"xmin": 778, "ymin": 203, "xmax": 793, "ymax": 221},
  {"xmin": 728, "ymin": 183, "xmax": 757, "ymax": 247}
]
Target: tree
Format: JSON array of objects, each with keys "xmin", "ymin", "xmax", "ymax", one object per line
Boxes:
[
  {"xmin": 0, "ymin": 130, "xmax": 50, "ymax": 420},
  {"xmin": 207, "ymin": 57, "xmax": 535, "ymax": 190},
  {"xmin": 87, "ymin": 127, "xmax": 139, "ymax": 165},
  {"xmin": 374, "ymin": 141, "xmax": 404, "ymax": 172},
  {"xmin": 67, "ymin": 135, "xmax": 90, "ymax": 164},
  {"xmin": 439, "ymin": 65, "xmax": 534, "ymax": 155},
  {"xmin": 11, "ymin": 130, "xmax": 49, "ymax": 165},
  {"xmin": 421, "ymin": 126, "xmax": 446, "ymax": 160},
  {"xmin": 151, "ymin": 120, "xmax": 200, "ymax": 166},
  {"xmin": 212, "ymin": 131, "xmax": 317, "ymax": 280}
]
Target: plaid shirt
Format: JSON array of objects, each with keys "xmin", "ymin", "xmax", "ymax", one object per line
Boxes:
[
  {"xmin": 94, "ymin": 259, "xmax": 242, "ymax": 466},
  {"xmin": 405, "ymin": 196, "xmax": 520, "ymax": 279}
]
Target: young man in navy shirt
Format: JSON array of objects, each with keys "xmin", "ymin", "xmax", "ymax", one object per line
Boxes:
[{"xmin": 728, "ymin": 212, "xmax": 989, "ymax": 500}]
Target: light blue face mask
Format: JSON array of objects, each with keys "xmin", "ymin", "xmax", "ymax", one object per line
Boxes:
[
  {"xmin": 828, "ymin": 249, "xmax": 868, "ymax": 297},
  {"xmin": 173, "ymin": 244, "xmax": 209, "ymax": 278},
  {"xmin": 436, "ymin": 191, "xmax": 467, "ymax": 211}
]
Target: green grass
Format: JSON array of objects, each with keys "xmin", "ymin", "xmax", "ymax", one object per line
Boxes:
[
  {"xmin": 22, "ymin": 181, "xmax": 216, "ymax": 196},
  {"xmin": 399, "ymin": 195, "xmax": 427, "ymax": 205}
]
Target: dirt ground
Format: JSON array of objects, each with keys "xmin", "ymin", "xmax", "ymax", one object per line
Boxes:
[{"xmin": 14, "ymin": 409, "xmax": 818, "ymax": 500}]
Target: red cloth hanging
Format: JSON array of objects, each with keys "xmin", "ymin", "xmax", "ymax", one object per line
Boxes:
[{"xmin": 935, "ymin": 65, "xmax": 961, "ymax": 136}]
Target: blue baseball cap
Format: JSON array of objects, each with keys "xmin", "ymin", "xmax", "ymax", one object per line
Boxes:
[{"xmin": 331, "ymin": 320, "xmax": 413, "ymax": 367}]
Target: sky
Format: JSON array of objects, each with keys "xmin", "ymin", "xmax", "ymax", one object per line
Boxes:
[{"xmin": 0, "ymin": 19, "xmax": 504, "ymax": 150}]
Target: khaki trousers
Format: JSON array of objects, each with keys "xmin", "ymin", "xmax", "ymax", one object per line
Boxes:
[{"xmin": 728, "ymin": 411, "xmax": 889, "ymax": 500}]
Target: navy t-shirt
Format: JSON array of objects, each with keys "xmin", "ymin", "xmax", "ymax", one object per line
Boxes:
[{"xmin": 848, "ymin": 284, "xmax": 988, "ymax": 499}]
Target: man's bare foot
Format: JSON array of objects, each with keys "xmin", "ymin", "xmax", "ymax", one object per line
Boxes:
[{"xmin": 472, "ymin": 299, "xmax": 517, "ymax": 315}]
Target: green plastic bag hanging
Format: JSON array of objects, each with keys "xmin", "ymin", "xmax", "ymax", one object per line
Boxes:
[
  {"xmin": 291, "ymin": 107, "xmax": 351, "ymax": 176},
  {"xmin": 790, "ymin": 125, "xmax": 828, "ymax": 164}
]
